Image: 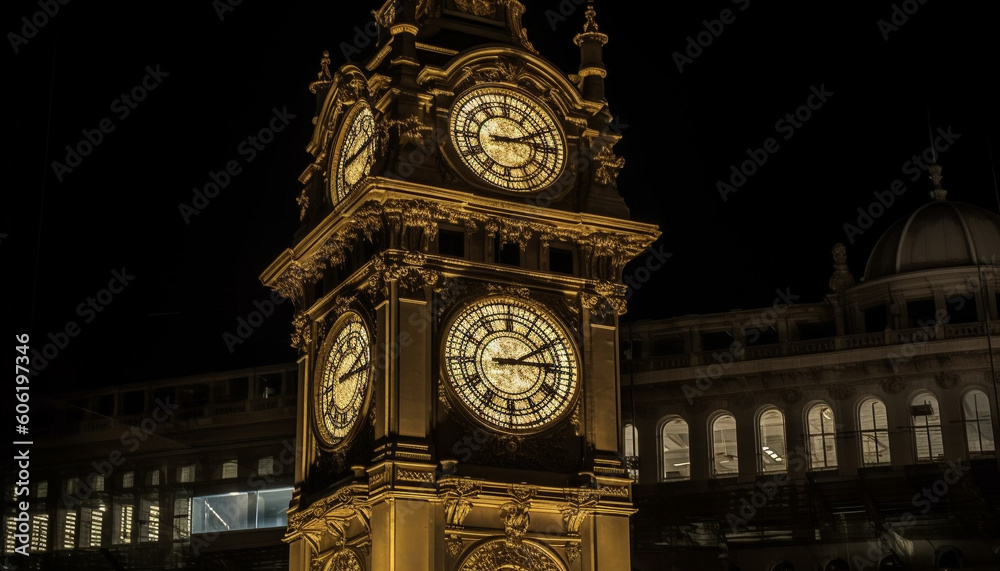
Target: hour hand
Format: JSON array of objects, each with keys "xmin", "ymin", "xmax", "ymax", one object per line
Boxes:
[{"xmin": 493, "ymin": 358, "xmax": 553, "ymax": 369}]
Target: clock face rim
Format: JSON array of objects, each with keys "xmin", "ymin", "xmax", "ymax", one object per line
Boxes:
[
  {"xmin": 440, "ymin": 295, "xmax": 580, "ymax": 434},
  {"xmin": 447, "ymin": 85, "xmax": 567, "ymax": 194},
  {"xmin": 313, "ymin": 310, "xmax": 375, "ymax": 450},
  {"xmin": 333, "ymin": 101, "xmax": 377, "ymax": 203}
]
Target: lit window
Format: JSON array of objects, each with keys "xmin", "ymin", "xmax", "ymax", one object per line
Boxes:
[
  {"xmin": 622, "ymin": 424, "xmax": 639, "ymax": 481},
  {"xmin": 140, "ymin": 497, "xmax": 159, "ymax": 542},
  {"xmin": 911, "ymin": 393, "xmax": 943, "ymax": 461},
  {"xmin": 122, "ymin": 472, "xmax": 134, "ymax": 489},
  {"xmin": 91, "ymin": 475, "xmax": 105, "ymax": 492},
  {"xmin": 114, "ymin": 504, "xmax": 133, "ymax": 544},
  {"xmin": 58, "ymin": 510, "xmax": 77, "ymax": 550},
  {"xmin": 65, "ymin": 478, "xmax": 80, "ymax": 495},
  {"xmin": 258, "ymin": 457, "xmax": 275, "ymax": 476},
  {"xmin": 36, "ymin": 481, "xmax": 48, "ymax": 499},
  {"xmin": 191, "ymin": 488, "xmax": 293, "ymax": 533},
  {"xmin": 177, "ymin": 465, "xmax": 195, "ymax": 483},
  {"xmin": 806, "ymin": 403, "xmax": 838, "ymax": 470},
  {"xmin": 758, "ymin": 408, "xmax": 787, "ymax": 473},
  {"xmin": 30, "ymin": 514, "xmax": 49, "ymax": 552},
  {"xmin": 150, "ymin": 470, "xmax": 160, "ymax": 486},
  {"xmin": 173, "ymin": 496, "xmax": 191, "ymax": 540},
  {"xmin": 80, "ymin": 503, "xmax": 106, "ymax": 547},
  {"xmin": 711, "ymin": 413, "xmax": 739, "ymax": 477},
  {"xmin": 859, "ymin": 398, "xmax": 891, "ymax": 466},
  {"xmin": 660, "ymin": 417, "xmax": 690, "ymax": 481},
  {"xmin": 963, "ymin": 389, "xmax": 995, "ymax": 454},
  {"xmin": 222, "ymin": 460, "xmax": 239, "ymax": 479},
  {"xmin": 4, "ymin": 518, "xmax": 17, "ymax": 553}
]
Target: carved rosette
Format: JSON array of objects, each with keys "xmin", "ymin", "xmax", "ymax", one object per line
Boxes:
[
  {"xmin": 934, "ymin": 372, "xmax": 960, "ymax": 390},
  {"xmin": 880, "ymin": 377, "xmax": 905, "ymax": 395},
  {"xmin": 458, "ymin": 539, "xmax": 564, "ymax": 571},
  {"xmin": 500, "ymin": 485, "xmax": 536, "ymax": 549},
  {"xmin": 828, "ymin": 384, "xmax": 856, "ymax": 401}
]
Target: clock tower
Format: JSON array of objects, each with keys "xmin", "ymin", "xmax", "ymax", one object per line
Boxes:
[{"xmin": 260, "ymin": 1, "xmax": 659, "ymax": 570}]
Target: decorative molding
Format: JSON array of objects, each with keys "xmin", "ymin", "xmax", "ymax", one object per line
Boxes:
[
  {"xmin": 560, "ymin": 489, "xmax": 598, "ymax": 535},
  {"xmin": 780, "ymin": 388, "xmax": 802, "ymax": 405},
  {"xmin": 397, "ymin": 468, "xmax": 435, "ymax": 483},
  {"xmin": 458, "ymin": 539, "xmax": 564, "ymax": 571},
  {"xmin": 880, "ymin": 377, "xmax": 905, "ymax": 395},
  {"xmin": 599, "ymin": 485, "xmax": 629, "ymax": 498},
  {"xmin": 828, "ymin": 384, "xmax": 856, "ymax": 401},
  {"xmin": 934, "ymin": 372, "xmax": 960, "ymax": 390},
  {"xmin": 500, "ymin": 485, "xmax": 535, "ymax": 548}
]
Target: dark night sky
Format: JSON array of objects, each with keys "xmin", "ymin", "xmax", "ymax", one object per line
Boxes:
[{"xmin": 5, "ymin": 1, "xmax": 999, "ymax": 393}]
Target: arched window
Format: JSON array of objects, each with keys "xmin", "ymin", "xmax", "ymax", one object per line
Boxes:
[
  {"xmin": 711, "ymin": 413, "xmax": 738, "ymax": 477},
  {"xmin": 824, "ymin": 559, "xmax": 849, "ymax": 571},
  {"xmin": 937, "ymin": 547, "xmax": 962, "ymax": 569},
  {"xmin": 660, "ymin": 417, "xmax": 690, "ymax": 481},
  {"xmin": 859, "ymin": 398, "xmax": 891, "ymax": 466},
  {"xmin": 962, "ymin": 389, "xmax": 995, "ymax": 454},
  {"xmin": 758, "ymin": 408, "xmax": 786, "ymax": 473},
  {"xmin": 911, "ymin": 392, "xmax": 943, "ymax": 461},
  {"xmin": 806, "ymin": 403, "xmax": 838, "ymax": 470},
  {"xmin": 623, "ymin": 423, "xmax": 639, "ymax": 481}
]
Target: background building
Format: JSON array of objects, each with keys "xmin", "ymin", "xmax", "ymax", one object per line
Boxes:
[
  {"xmin": 4, "ymin": 364, "xmax": 298, "ymax": 570},
  {"xmin": 621, "ymin": 172, "xmax": 1000, "ymax": 570}
]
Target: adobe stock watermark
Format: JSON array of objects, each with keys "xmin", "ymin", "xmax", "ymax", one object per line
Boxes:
[
  {"xmin": 50, "ymin": 65, "xmax": 170, "ymax": 182},
  {"xmin": 7, "ymin": 0, "xmax": 70, "ymax": 54},
  {"xmin": 178, "ymin": 106, "xmax": 297, "ymax": 224},
  {"xmin": 222, "ymin": 290, "xmax": 288, "ymax": 353},
  {"xmin": 339, "ymin": 1, "xmax": 401, "ymax": 62},
  {"xmin": 718, "ymin": 84, "xmax": 833, "ymax": 202},
  {"xmin": 682, "ymin": 288, "xmax": 799, "ymax": 403},
  {"xmin": 672, "ymin": 0, "xmax": 751, "ymax": 73},
  {"xmin": 623, "ymin": 243, "xmax": 672, "ymax": 301},
  {"xmin": 854, "ymin": 460, "xmax": 970, "ymax": 570},
  {"xmin": 542, "ymin": 0, "xmax": 589, "ymax": 31},
  {"xmin": 28, "ymin": 268, "xmax": 136, "ymax": 376},
  {"xmin": 213, "ymin": 0, "xmax": 242, "ymax": 21},
  {"xmin": 59, "ymin": 396, "xmax": 179, "ymax": 508},
  {"xmin": 877, "ymin": 0, "xmax": 929, "ymax": 41},
  {"xmin": 841, "ymin": 126, "xmax": 960, "ymax": 244}
]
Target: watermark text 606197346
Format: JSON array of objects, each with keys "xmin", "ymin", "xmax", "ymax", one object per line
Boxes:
[{"xmin": 13, "ymin": 333, "xmax": 34, "ymax": 555}]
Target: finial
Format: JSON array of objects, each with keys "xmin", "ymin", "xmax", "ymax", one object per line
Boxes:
[
  {"xmin": 308, "ymin": 50, "xmax": 334, "ymax": 94},
  {"xmin": 928, "ymin": 163, "xmax": 948, "ymax": 201},
  {"xmin": 829, "ymin": 243, "xmax": 855, "ymax": 292},
  {"xmin": 582, "ymin": 2, "xmax": 599, "ymax": 34}
]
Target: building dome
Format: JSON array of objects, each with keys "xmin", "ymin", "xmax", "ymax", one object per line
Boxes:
[{"xmin": 864, "ymin": 196, "xmax": 1000, "ymax": 280}]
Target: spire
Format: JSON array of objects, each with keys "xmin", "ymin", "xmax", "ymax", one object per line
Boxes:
[
  {"xmin": 929, "ymin": 163, "xmax": 948, "ymax": 201},
  {"xmin": 574, "ymin": 1, "xmax": 609, "ymax": 103}
]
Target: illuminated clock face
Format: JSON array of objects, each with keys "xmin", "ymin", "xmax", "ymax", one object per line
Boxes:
[
  {"xmin": 334, "ymin": 102, "xmax": 376, "ymax": 202},
  {"xmin": 442, "ymin": 297, "xmax": 579, "ymax": 432},
  {"xmin": 449, "ymin": 86, "xmax": 566, "ymax": 193},
  {"xmin": 315, "ymin": 312, "xmax": 373, "ymax": 448}
]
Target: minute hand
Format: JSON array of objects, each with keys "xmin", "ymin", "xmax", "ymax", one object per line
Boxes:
[
  {"xmin": 493, "ymin": 358, "xmax": 553, "ymax": 369},
  {"xmin": 491, "ymin": 132, "xmax": 549, "ymax": 143}
]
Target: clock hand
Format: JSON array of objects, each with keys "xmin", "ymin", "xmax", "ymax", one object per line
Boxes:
[
  {"xmin": 490, "ymin": 130, "xmax": 550, "ymax": 143},
  {"xmin": 344, "ymin": 134, "xmax": 374, "ymax": 166},
  {"xmin": 513, "ymin": 343, "xmax": 553, "ymax": 363},
  {"xmin": 492, "ymin": 358, "xmax": 553, "ymax": 369},
  {"xmin": 338, "ymin": 361, "xmax": 369, "ymax": 383}
]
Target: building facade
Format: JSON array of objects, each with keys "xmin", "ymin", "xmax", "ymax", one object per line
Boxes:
[
  {"xmin": 622, "ymin": 170, "xmax": 1000, "ymax": 570},
  {"xmin": 3, "ymin": 363, "xmax": 298, "ymax": 570}
]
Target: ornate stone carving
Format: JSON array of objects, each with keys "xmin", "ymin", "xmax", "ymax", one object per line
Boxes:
[
  {"xmin": 593, "ymin": 146, "xmax": 625, "ymax": 186},
  {"xmin": 581, "ymin": 280, "xmax": 627, "ymax": 322},
  {"xmin": 732, "ymin": 392, "xmax": 755, "ymax": 410},
  {"xmin": 308, "ymin": 50, "xmax": 334, "ymax": 94},
  {"xmin": 500, "ymin": 485, "xmax": 535, "ymax": 548},
  {"xmin": 828, "ymin": 384, "xmax": 856, "ymax": 400},
  {"xmin": 564, "ymin": 542, "xmax": 580, "ymax": 564},
  {"xmin": 454, "ymin": 0, "xmax": 495, "ymax": 17},
  {"xmin": 880, "ymin": 377, "xmax": 905, "ymax": 395},
  {"xmin": 560, "ymin": 489, "xmax": 599, "ymax": 535},
  {"xmin": 397, "ymin": 469, "xmax": 435, "ymax": 483},
  {"xmin": 446, "ymin": 533, "xmax": 465, "ymax": 558},
  {"xmin": 934, "ymin": 372, "xmax": 959, "ymax": 389},
  {"xmin": 828, "ymin": 242, "xmax": 856, "ymax": 293},
  {"xmin": 780, "ymin": 388, "xmax": 802, "ymax": 405},
  {"xmin": 326, "ymin": 549, "xmax": 363, "ymax": 571},
  {"xmin": 458, "ymin": 539, "xmax": 563, "ymax": 571},
  {"xmin": 599, "ymin": 485, "xmax": 629, "ymax": 498},
  {"xmin": 442, "ymin": 478, "xmax": 482, "ymax": 528}
]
